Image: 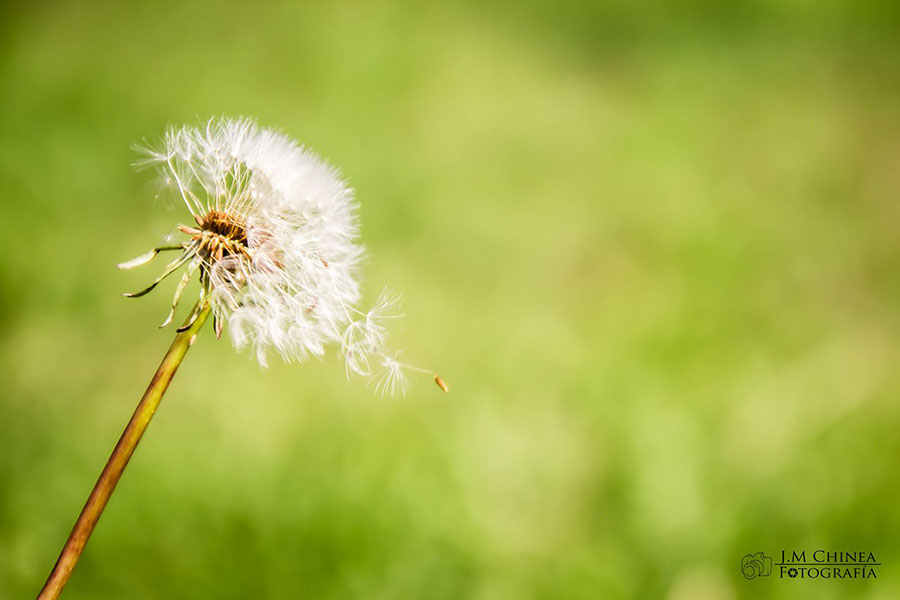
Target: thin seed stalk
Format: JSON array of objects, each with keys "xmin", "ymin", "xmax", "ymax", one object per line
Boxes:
[{"xmin": 37, "ymin": 302, "xmax": 212, "ymax": 600}]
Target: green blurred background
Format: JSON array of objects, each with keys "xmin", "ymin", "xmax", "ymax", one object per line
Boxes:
[{"xmin": 2, "ymin": 1, "xmax": 899, "ymax": 598}]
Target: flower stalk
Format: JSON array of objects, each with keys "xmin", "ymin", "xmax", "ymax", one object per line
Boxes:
[{"xmin": 37, "ymin": 302, "xmax": 212, "ymax": 600}]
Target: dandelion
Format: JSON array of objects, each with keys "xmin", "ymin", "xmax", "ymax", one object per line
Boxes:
[{"xmin": 37, "ymin": 117, "xmax": 446, "ymax": 600}]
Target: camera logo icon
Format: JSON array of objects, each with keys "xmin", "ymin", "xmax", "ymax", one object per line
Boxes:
[{"xmin": 741, "ymin": 552, "xmax": 773, "ymax": 579}]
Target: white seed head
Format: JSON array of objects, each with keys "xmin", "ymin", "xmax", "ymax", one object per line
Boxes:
[{"xmin": 127, "ymin": 117, "xmax": 437, "ymax": 394}]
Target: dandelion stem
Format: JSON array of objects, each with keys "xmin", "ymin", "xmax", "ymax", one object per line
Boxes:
[{"xmin": 36, "ymin": 302, "xmax": 212, "ymax": 600}]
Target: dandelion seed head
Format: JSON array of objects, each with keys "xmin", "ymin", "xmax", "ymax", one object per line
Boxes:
[
  {"xmin": 139, "ymin": 118, "xmax": 361, "ymax": 363},
  {"xmin": 124, "ymin": 117, "xmax": 438, "ymax": 395}
]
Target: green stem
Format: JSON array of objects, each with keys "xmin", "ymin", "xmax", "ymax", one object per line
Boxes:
[{"xmin": 37, "ymin": 302, "xmax": 212, "ymax": 600}]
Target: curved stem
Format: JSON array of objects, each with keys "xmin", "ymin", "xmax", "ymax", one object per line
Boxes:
[{"xmin": 37, "ymin": 302, "xmax": 212, "ymax": 600}]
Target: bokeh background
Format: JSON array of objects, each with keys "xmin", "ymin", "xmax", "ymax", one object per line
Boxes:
[{"xmin": 2, "ymin": 1, "xmax": 900, "ymax": 598}]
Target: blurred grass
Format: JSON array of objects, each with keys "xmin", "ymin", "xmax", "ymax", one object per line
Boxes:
[{"xmin": 1, "ymin": 1, "xmax": 900, "ymax": 599}]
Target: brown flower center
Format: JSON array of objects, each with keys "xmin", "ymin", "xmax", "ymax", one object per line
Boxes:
[
  {"xmin": 190, "ymin": 210, "xmax": 251, "ymax": 263},
  {"xmin": 197, "ymin": 210, "xmax": 247, "ymax": 244}
]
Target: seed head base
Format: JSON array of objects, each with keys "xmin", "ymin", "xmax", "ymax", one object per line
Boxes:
[{"xmin": 120, "ymin": 208, "xmax": 253, "ymax": 337}]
